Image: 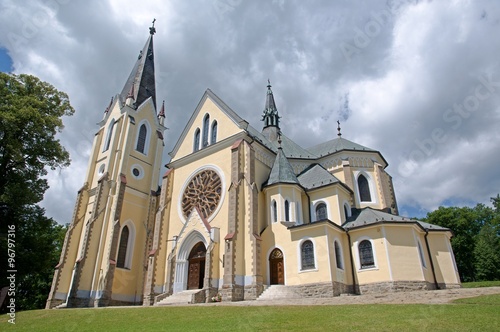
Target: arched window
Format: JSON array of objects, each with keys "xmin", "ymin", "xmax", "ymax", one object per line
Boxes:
[
  {"xmin": 202, "ymin": 114, "xmax": 210, "ymax": 148},
  {"xmin": 103, "ymin": 119, "xmax": 115, "ymax": 152},
  {"xmin": 116, "ymin": 226, "xmax": 130, "ymax": 269},
  {"xmin": 211, "ymin": 120, "xmax": 217, "ymax": 144},
  {"xmin": 301, "ymin": 240, "xmax": 315, "ymax": 270},
  {"xmin": 284, "ymin": 200, "xmax": 290, "ymax": 221},
  {"xmin": 136, "ymin": 123, "xmax": 147, "ymax": 153},
  {"xmin": 344, "ymin": 203, "xmax": 351, "ymax": 221},
  {"xmin": 193, "ymin": 128, "xmax": 200, "ymax": 152},
  {"xmin": 271, "ymin": 200, "xmax": 277, "ymax": 223},
  {"xmin": 417, "ymin": 241, "xmax": 426, "ymax": 268},
  {"xmin": 334, "ymin": 241, "xmax": 343, "ymax": 269},
  {"xmin": 315, "ymin": 203, "xmax": 327, "ymax": 221},
  {"xmin": 359, "ymin": 240, "xmax": 374, "ymax": 269},
  {"xmin": 358, "ymin": 174, "xmax": 372, "ymax": 202}
]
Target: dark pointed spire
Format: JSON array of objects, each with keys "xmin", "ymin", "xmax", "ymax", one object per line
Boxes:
[
  {"xmin": 158, "ymin": 100, "xmax": 165, "ymax": 118},
  {"xmin": 261, "ymin": 79, "xmax": 280, "ymax": 129},
  {"xmin": 120, "ymin": 22, "xmax": 157, "ymax": 109}
]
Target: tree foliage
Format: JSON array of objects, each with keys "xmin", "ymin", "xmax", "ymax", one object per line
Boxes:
[
  {"xmin": 0, "ymin": 73, "xmax": 74, "ymax": 311},
  {"xmin": 0, "ymin": 72, "xmax": 74, "ymax": 210},
  {"xmin": 423, "ymin": 196, "xmax": 500, "ymax": 282}
]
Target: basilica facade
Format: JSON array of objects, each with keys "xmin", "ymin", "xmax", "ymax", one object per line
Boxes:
[{"xmin": 46, "ymin": 28, "xmax": 460, "ymax": 308}]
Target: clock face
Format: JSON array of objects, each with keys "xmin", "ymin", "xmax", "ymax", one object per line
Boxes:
[{"xmin": 181, "ymin": 170, "xmax": 222, "ymax": 220}]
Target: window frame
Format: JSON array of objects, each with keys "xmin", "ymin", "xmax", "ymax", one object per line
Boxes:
[
  {"xmin": 315, "ymin": 202, "xmax": 327, "ymax": 221},
  {"xmin": 210, "ymin": 120, "xmax": 217, "ymax": 145},
  {"xmin": 334, "ymin": 240, "xmax": 344, "ymax": 270},
  {"xmin": 116, "ymin": 221, "xmax": 135, "ymax": 270},
  {"xmin": 102, "ymin": 119, "xmax": 116, "ymax": 152},
  {"xmin": 357, "ymin": 174, "xmax": 372, "ymax": 202},
  {"xmin": 299, "ymin": 239, "xmax": 316, "ymax": 271},
  {"xmin": 202, "ymin": 114, "xmax": 210, "ymax": 148},
  {"xmin": 358, "ymin": 238, "xmax": 376, "ymax": 270},
  {"xmin": 134, "ymin": 120, "xmax": 151, "ymax": 156}
]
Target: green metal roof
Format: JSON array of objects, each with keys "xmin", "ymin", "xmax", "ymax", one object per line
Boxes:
[
  {"xmin": 297, "ymin": 164, "xmax": 340, "ymax": 190},
  {"xmin": 307, "ymin": 137, "xmax": 375, "ymax": 157},
  {"xmin": 265, "ymin": 148, "xmax": 300, "ymax": 187},
  {"xmin": 343, "ymin": 208, "xmax": 450, "ymax": 231}
]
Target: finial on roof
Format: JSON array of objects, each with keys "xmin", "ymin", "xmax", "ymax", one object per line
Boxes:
[
  {"xmin": 149, "ymin": 18, "xmax": 156, "ymax": 35},
  {"xmin": 277, "ymin": 131, "xmax": 282, "ymax": 148},
  {"xmin": 337, "ymin": 120, "xmax": 342, "ymax": 137},
  {"xmin": 262, "ymin": 79, "xmax": 280, "ymax": 129},
  {"xmin": 104, "ymin": 96, "xmax": 113, "ymax": 113},
  {"xmin": 158, "ymin": 100, "xmax": 165, "ymax": 118}
]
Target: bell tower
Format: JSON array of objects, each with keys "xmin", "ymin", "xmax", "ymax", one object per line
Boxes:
[{"xmin": 46, "ymin": 21, "xmax": 167, "ymax": 308}]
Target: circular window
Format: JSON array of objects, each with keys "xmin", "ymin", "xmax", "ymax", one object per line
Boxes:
[
  {"xmin": 181, "ymin": 169, "xmax": 222, "ymax": 220},
  {"xmin": 130, "ymin": 164, "xmax": 144, "ymax": 180}
]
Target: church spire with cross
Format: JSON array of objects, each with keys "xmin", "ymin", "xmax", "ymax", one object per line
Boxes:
[{"xmin": 120, "ymin": 19, "xmax": 157, "ymax": 109}]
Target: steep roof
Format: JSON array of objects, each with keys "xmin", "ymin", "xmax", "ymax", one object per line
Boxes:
[
  {"xmin": 343, "ymin": 208, "xmax": 450, "ymax": 231},
  {"xmin": 297, "ymin": 164, "xmax": 340, "ymax": 190},
  {"xmin": 120, "ymin": 34, "xmax": 156, "ymax": 109},
  {"xmin": 307, "ymin": 137, "xmax": 375, "ymax": 157},
  {"xmin": 265, "ymin": 147, "xmax": 300, "ymax": 187}
]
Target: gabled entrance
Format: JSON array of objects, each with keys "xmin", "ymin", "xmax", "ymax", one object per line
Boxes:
[
  {"xmin": 187, "ymin": 242, "xmax": 206, "ymax": 290},
  {"xmin": 269, "ymin": 248, "xmax": 284, "ymax": 285}
]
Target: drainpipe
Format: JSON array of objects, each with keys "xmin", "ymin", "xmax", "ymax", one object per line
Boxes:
[
  {"xmin": 424, "ymin": 230, "xmax": 439, "ymax": 290},
  {"xmin": 346, "ymin": 229, "xmax": 357, "ymax": 294}
]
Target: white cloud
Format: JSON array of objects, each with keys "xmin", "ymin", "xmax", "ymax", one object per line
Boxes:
[{"xmin": 1, "ymin": 0, "xmax": 499, "ymax": 223}]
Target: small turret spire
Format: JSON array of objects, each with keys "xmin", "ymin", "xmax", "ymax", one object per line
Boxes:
[
  {"xmin": 261, "ymin": 79, "xmax": 280, "ymax": 129},
  {"xmin": 104, "ymin": 97, "xmax": 113, "ymax": 113},
  {"xmin": 158, "ymin": 100, "xmax": 165, "ymax": 118}
]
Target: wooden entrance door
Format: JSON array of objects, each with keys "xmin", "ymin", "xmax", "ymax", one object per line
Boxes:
[
  {"xmin": 187, "ymin": 242, "xmax": 206, "ymax": 290},
  {"xmin": 269, "ymin": 248, "xmax": 284, "ymax": 285}
]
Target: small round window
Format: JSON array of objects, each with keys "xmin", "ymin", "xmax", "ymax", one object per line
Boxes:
[{"xmin": 130, "ymin": 164, "xmax": 144, "ymax": 180}]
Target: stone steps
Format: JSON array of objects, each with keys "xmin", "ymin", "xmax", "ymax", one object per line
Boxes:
[
  {"xmin": 155, "ymin": 289, "xmax": 200, "ymax": 306},
  {"xmin": 256, "ymin": 285, "xmax": 303, "ymax": 301}
]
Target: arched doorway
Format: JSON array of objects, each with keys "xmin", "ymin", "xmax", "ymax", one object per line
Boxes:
[
  {"xmin": 269, "ymin": 248, "xmax": 284, "ymax": 285},
  {"xmin": 187, "ymin": 242, "xmax": 206, "ymax": 290}
]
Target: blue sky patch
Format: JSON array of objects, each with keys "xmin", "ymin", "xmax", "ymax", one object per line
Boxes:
[{"xmin": 0, "ymin": 48, "xmax": 13, "ymax": 73}]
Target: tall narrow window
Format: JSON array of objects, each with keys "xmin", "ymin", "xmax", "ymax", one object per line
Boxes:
[
  {"xmin": 417, "ymin": 241, "xmax": 426, "ymax": 268},
  {"xmin": 359, "ymin": 240, "xmax": 374, "ymax": 269},
  {"xmin": 103, "ymin": 120, "xmax": 115, "ymax": 152},
  {"xmin": 315, "ymin": 203, "xmax": 327, "ymax": 221},
  {"xmin": 344, "ymin": 204, "xmax": 350, "ymax": 221},
  {"xmin": 116, "ymin": 226, "xmax": 130, "ymax": 269},
  {"xmin": 301, "ymin": 240, "xmax": 315, "ymax": 270},
  {"xmin": 194, "ymin": 128, "xmax": 200, "ymax": 152},
  {"xmin": 334, "ymin": 241, "xmax": 343, "ymax": 269},
  {"xmin": 284, "ymin": 200, "xmax": 290, "ymax": 221},
  {"xmin": 358, "ymin": 174, "xmax": 372, "ymax": 202},
  {"xmin": 136, "ymin": 124, "xmax": 147, "ymax": 153},
  {"xmin": 271, "ymin": 200, "xmax": 277, "ymax": 223},
  {"xmin": 211, "ymin": 121, "xmax": 217, "ymax": 144},
  {"xmin": 202, "ymin": 114, "xmax": 210, "ymax": 148}
]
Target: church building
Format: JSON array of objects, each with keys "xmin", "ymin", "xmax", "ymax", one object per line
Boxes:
[{"xmin": 46, "ymin": 25, "xmax": 460, "ymax": 308}]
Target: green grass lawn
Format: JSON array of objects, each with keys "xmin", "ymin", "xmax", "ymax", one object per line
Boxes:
[
  {"xmin": 2, "ymin": 294, "xmax": 499, "ymax": 331},
  {"xmin": 461, "ymin": 280, "xmax": 500, "ymax": 288}
]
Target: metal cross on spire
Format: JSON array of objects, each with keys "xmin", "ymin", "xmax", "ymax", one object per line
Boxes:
[
  {"xmin": 149, "ymin": 18, "xmax": 156, "ymax": 35},
  {"xmin": 337, "ymin": 120, "xmax": 342, "ymax": 137}
]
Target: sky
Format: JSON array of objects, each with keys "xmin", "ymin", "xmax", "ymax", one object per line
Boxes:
[{"xmin": 1, "ymin": 0, "xmax": 499, "ymax": 224}]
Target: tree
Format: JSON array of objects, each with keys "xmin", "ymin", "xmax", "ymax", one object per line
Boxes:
[
  {"xmin": 424, "ymin": 198, "xmax": 500, "ymax": 283},
  {"xmin": 0, "ymin": 73, "xmax": 74, "ymax": 211},
  {"xmin": 0, "ymin": 73, "xmax": 74, "ymax": 311}
]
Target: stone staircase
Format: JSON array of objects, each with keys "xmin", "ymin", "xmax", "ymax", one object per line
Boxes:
[
  {"xmin": 155, "ymin": 289, "xmax": 200, "ymax": 306},
  {"xmin": 256, "ymin": 285, "xmax": 303, "ymax": 301}
]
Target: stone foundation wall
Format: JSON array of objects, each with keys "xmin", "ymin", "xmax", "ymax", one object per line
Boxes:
[
  {"xmin": 244, "ymin": 284, "xmax": 264, "ymax": 300},
  {"xmin": 221, "ymin": 284, "xmax": 244, "ymax": 302},
  {"xmin": 358, "ymin": 281, "xmax": 435, "ymax": 294},
  {"xmin": 46, "ymin": 298, "xmax": 64, "ymax": 309}
]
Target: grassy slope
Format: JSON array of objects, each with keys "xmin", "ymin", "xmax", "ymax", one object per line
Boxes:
[{"xmin": 2, "ymin": 294, "xmax": 499, "ymax": 331}]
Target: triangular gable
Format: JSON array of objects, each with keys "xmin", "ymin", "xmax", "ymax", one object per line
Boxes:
[
  {"xmin": 177, "ymin": 207, "xmax": 212, "ymax": 241},
  {"xmin": 169, "ymin": 89, "xmax": 249, "ymax": 159}
]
